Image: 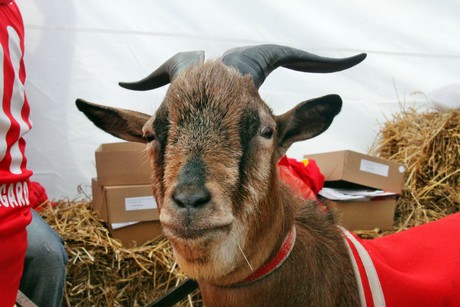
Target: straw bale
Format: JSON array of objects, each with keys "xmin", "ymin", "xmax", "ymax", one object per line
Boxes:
[
  {"xmin": 38, "ymin": 200, "xmax": 200, "ymax": 307},
  {"xmin": 370, "ymin": 108, "xmax": 459, "ymax": 232}
]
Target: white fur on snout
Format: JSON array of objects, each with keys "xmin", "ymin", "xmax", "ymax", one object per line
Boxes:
[
  {"xmin": 210, "ymin": 220, "xmax": 246, "ymax": 277},
  {"xmin": 168, "ymin": 216, "xmax": 247, "ymax": 282},
  {"xmin": 158, "ymin": 175, "xmax": 253, "ymax": 281}
]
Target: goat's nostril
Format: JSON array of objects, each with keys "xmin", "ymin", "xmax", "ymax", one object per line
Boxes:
[{"xmin": 173, "ymin": 186, "xmax": 211, "ymax": 209}]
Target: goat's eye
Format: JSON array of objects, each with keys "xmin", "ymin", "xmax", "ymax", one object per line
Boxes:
[
  {"xmin": 260, "ymin": 126, "xmax": 274, "ymax": 139},
  {"xmin": 144, "ymin": 133, "xmax": 156, "ymax": 143}
]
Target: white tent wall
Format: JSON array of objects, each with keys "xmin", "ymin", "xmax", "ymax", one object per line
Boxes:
[{"xmin": 17, "ymin": 0, "xmax": 460, "ymax": 200}]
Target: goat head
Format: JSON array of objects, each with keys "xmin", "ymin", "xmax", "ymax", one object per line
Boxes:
[{"xmin": 76, "ymin": 44, "xmax": 366, "ymax": 284}]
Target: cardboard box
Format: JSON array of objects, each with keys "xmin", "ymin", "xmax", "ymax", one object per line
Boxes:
[
  {"xmin": 304, "ymin": 150, "xmax": 405, "ymax": 193},
  {"xmin": 104, "ymin": 185, "xmax": 159, "ymax": 220},
  {"xmin": 95, "ymin": 142, "xmax": 151, "ymax": 186},
  {"xmin": 323, "ymin": 196, "xmax": 397, "ymax": 230},
  {"xmin": 91, "ymin": 179, "xmax": 163, "ymax": 247},
  {"xmin": 303, "ymin": 150, "xmax": 404, "ymax": 230},
  {"xmin": 109, "ymin": 221, "xmax": 163, "ymax": 247},
  {"xmin": 91, "ymin": 178, "xmax": 108, "ymax": 221}
]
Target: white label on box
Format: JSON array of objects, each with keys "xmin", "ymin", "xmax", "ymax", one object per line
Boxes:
[
  {"xmin": 125, "ymin": 196, "xmax": 157, "ymax": 211},
  {"xmin": 360, "ymin": 159, "xmax": 389, "ymax": 177},
  {"xmin": 111, "ymin": 221, "xmax": 140, "ymax": 229}
]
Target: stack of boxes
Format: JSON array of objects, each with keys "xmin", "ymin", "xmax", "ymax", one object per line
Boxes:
[
  {"xmin": 305, "ymin": 150, "xmax": 405, "ymax": 230},
  {"xmin": 91, "ymin": 142, "xmax": 163, "ymax": 247},
  {"xmin": 91, "ymin": 143, "xmax": 404, "ymax": 244}
]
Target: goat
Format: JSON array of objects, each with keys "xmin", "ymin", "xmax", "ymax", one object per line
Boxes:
[{"xmin": 76, "ymin": 45, "xmax": 460, "ymax": 306}]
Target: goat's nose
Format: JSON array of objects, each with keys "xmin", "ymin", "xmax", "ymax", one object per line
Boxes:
[{"xmin": 173, "ymin": 185, "xmax": 211, "ymax": 209}]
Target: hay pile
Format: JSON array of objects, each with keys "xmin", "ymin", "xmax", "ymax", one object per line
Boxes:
[
  {"xmin": 38, "ymin": 200, "xmax": 199, "ymax": 307},
  {"xmin": 370, "ymin": 107, "xmax": 460, "ymax": 231}
]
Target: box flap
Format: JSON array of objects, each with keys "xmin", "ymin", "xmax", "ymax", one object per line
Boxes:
[
  {"xmin": 305, "ymin": 150, "xmax": 405, "ymax": 193},
  {"xmin": 95, "ymin": 142, "xmax": 151, "ymax": 185},
  {"xmin": 109, "ymin": 221, "xmax": 163, "ymax": 247},
  {"xmin": 91, "ymin": 178, "xmax": 108, "ymax": 221}
]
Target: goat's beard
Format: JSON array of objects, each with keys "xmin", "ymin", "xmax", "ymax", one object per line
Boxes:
[
  {"xmin": 159, "ymin": 194, "xmax": 244, "ymax": 283},
  {"xmin": 167, "ymin": 220, "xmax": 247, "ymax": 283}
]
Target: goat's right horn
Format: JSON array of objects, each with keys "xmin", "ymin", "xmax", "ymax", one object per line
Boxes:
[
  {"xmin": 221, "ymin": 44, "xmax": 367, "ymax": 89},
  {"xmin": 119, "ymin": 50, "xmax": 205, "ymax": 91}
]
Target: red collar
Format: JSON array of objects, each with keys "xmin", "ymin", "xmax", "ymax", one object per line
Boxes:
[{"xmin": 233, "ymin": 226, "xmax": 296, "ymax": 286}]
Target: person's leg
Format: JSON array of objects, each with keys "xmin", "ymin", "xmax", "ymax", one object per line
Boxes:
[{"xmin": 19, "ymin": 209, "xmax": 68, "ymax": 307}]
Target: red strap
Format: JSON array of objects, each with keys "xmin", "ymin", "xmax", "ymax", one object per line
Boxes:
[{"xmin": 238, "ymin": 226, "xmax": 296, "ymax": 285}]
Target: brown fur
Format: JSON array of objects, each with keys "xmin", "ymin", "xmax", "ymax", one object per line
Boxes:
[
  {"xmin": 77, "ymin": 60, "xmax": 359, "ymax": 306},
  {"xmin": 199, "ymin": 184, "xmax": 359, "ymax": 306}
]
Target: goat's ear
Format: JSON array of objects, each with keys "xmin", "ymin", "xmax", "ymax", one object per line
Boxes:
[
  {"xmin": 76, "ymin": 98, "xmax": 150, "ymax": 143},
  {"xmin": 275, "ymin": 94, "xmax": 342, "ymax": 158}
]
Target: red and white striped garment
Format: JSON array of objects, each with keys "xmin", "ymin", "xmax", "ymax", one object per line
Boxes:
[
  {"xmin": 0, "ymin": 0, "xmax": 33, "ymax": 305},
  {"xmin": 279, "ymin": 156, "xmax": 460, "ymax": 306},
  {"xmin": 341, "ymin": 213, "xmax": 460, "ymax": 307}
]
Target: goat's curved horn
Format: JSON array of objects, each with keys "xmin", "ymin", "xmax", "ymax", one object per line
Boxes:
[
  {"xmin": 119, "ymin": 50, "xmax": 205, "ymax": 91},
  {"xmin": 221, "ymin": 44, "xmax": 366, "ymax": 89}
]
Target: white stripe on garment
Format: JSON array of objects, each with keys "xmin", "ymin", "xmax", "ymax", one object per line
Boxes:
[
  {"xmin": 7, "ymin": 25, "xmax": 29, "ymax": 175},
  {"xmin": 0, "ymin": 45, "xmax": 8, "ymax": 161},
  {"xmin": 341, "ymin": 227, "xmax": 367, "ymax": 307},
  {"xmin": 339, "ymin": 226, "xmax": 386, "ymax": 307}
]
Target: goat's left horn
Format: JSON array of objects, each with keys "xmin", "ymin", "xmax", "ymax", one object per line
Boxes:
[
  {"xmin": 221, "ymin": 44, "xmax": 366, "ymax": 89},
  {"xmin": 119, "ymin": 50, "xmax": 205, "ymax": 91}
]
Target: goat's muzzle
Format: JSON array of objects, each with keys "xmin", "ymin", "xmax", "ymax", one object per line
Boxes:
[
  {"xmin": 173, "ymin": 185, "xmax": 211, "ymax": 209},
  {"xmin": 171, "ymin": 156, "xmax": 210, "ymax": 210}
]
